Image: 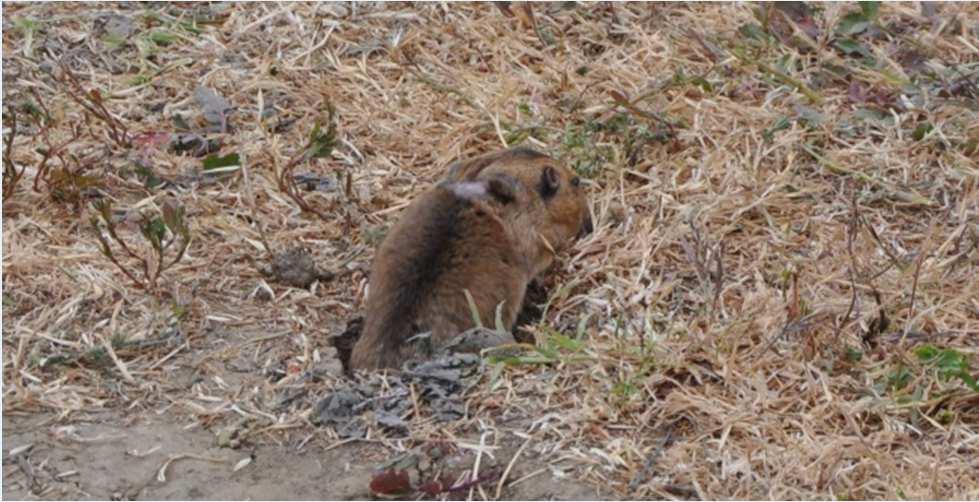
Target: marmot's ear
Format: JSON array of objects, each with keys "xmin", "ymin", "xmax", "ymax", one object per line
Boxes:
[
  {"xmin": 485, "ymin": 175, "xmax": 518, "ymax": 204},
  {"xmin": 538, "ymin": 165, "xmax": 560, "ymax": 199}
]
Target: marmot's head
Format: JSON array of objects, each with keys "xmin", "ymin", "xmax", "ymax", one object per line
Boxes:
[{"xmin": 445, "ymin": 147, "xmax": 592, "ymax": 261}]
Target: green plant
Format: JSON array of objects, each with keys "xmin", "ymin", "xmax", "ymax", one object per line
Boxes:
[
  {"xmin": 612, "ymin": 357, "xmax": 657, "ymax": 401},
  {"xmin": 90, "ymin": 199, "xmax": 192, "ymax": 291},
  {"xmin": 835, "ymin": 2, "xmax": 880, "ymax": 37},
  {"xmin": 46, "ymin": 163, "xmax": 103, "ymax": 210},
  {"xmin": 915, "ymin": 345, "xmax": 979, "ymax": 392},
  {"xmin": 559, "ymin": 121, "xmax": 613, "ymax": 178},
  {"xmin": 486, "ymin": 326, "xmax": 591, "ymax": 367},
  {"xmin": 276, "ymin": 103, "xmax": 338, "ymax": 220},
  {"xmin": 3, "ymin": 97, "xmax": 103, "ymax": 205}
]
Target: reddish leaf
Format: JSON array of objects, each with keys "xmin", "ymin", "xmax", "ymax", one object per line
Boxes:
[
  {"xmin": 369, "ymin": 469, "xmax": 412, "ymax": 496},
  {"xmin": 773, "ymin": 2, "xmax": 820, "ymax": 39},
  {"xmin": 796, "ymin": 16, "xmax": 820, "ymax": 39},
  {"xmin": 896, "ymin": 49, "xmax": 928, "ymax": 75},
  {"xmin": 418, "ymin": 480, "xmax": 449, "ymax": 496},
  {"xmin": 848, "ymin": 81, "xmax": 867, "ymax": 104},
  {"xmin": 134, "ymin": 132, "xmax": 172, "ymax": 149}
]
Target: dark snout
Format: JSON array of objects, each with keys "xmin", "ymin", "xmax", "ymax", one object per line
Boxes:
[{"xmin": 577, "ymin": 213, "xmax": 594, "ymax": 239}]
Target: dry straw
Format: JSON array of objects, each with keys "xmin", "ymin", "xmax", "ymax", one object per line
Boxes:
[{"xmin": 2, "ymin": 2, "xmax": 977, "ymax": 499}]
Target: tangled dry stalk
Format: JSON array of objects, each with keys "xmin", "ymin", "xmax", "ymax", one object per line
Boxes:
[{"xmin": 2, "ymin": 2, "xmax": 978, "ymax": 499}]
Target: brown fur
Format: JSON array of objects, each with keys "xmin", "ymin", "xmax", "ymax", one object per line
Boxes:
[{"xmin": 350, "ymin": 147, "xmax": 591, "ymax": 371}]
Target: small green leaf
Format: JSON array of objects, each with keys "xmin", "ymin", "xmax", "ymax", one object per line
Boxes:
[
  {"xmin": 306, "ymin": 121, "xmax": 336, "ymax": 160},
  {"xmin": 515, "ymin": 354, "xmax": 557, "ymax": 365},
  {"xmin": 886, "ymin": 366, "xmax": 912, "ymax": 391},
  {"xmin": 13, "ymin": 17, "xmax": 41, "ymax": 32},
  {"xmin": 915, "ymin": 345, "xmax": 979, "ymax": 392},
  {"xmin": 613, "ymin": 380, "xmax": 638, "ymax": 398},
  {"xmin": 103, "ymin": 34, "xmax": 127, "ymax": 49},
  {"xmin": 148, "ymin": 30, "xmax": 177, "ymax": 46},
  {"xmin": 18, "ymin": 100, "xmax": 48, "ymax": 124},
  {"xmin": 690, "ymin": 77, "xmax": 714, "ymax": 93},
  {"xmin": 533, "ymin": 345, "xmax": 559, "ymax": 360},
  {"xmin": 738, "ymin": 23, "xmax": 769, "ymax": 42},
  {"xmin": 912, "ymin": 123, "xmax": 933, "ymax": 141},
  {"xmin": 202, "ymin": 152, "xmax": 240, "ymax": 171},
  {"xmin": 837, "ymin": 12, "xmax": 871, "ymax": 36},
  {"xmin": 548, "ymin": 333, "xmax": 583, "ymax": 352},
  {"xmin": 128, "ymin": 74, "xmax": 150, "ymax": 86},
  {"xmin": 859, "ymin": 1, "xmax": 880, "ymax": 20},
  {"xmin": 762, "ymin": 116, "xmax": 791, "ymax": 142},
  {"xmin": 134, "ymin": 163, "xmax": 165, "ymax": 189},
  {"xmin": 178, "ymin": 21, "xmax": 202, "ymax": 35},
  {"xmin": 960, "ymin": 373, "xmax": 979, "ymax": 392},
  {"xmin": 172, "ymin": 114, "xmax": 191, "ymax": 131},
  {"xmin": 834, "ymin": 38, "xmax": 872, "ymax": 58},
  {"xmin": 915, "ymin": 344, "xmax": 939, "ymax": 361},
  {"xmin": 140, "ymin": 216, "xmax": 167, "ymax": 248}
]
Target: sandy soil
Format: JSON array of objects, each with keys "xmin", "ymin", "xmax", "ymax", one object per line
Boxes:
[{"xmin": 2, "ymin": 413, "xmax": 607, "ymax": 501}]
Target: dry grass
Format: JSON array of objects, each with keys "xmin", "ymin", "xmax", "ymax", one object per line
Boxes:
[{"xmin": 3, "ymin": 2, "xmax": 978, "ymax": 499}]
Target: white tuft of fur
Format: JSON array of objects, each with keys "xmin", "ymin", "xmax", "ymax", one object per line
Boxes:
[{"xmin": 446, "ymin": 181, "xmax": 488, "ymax": 200}]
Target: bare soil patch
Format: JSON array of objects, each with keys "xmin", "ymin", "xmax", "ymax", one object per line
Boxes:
[{"xmin": 3, "ymin": 412, "xmax": 604, "ymax": 501}]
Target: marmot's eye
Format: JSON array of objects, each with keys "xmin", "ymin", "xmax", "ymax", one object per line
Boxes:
[{"xmin": 571, "ymin": 177, "xmax": 581, "ymax": 187}]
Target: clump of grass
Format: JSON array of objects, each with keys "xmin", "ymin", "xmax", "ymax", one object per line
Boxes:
[
  {"xmin": 559, "ymin": 120, "xmax": 614, "ymax": 178},
  {"xmin": 90, "ymin": 199, "xmax": 192, "ymax": 292},
  {"xmin": 915, "ymin": 345, "xmax": 978, "ymax": 392}
]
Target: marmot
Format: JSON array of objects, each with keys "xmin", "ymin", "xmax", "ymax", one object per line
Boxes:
[{"xmin": 350, "ymin": 147, "xmax": 592, "ymax": 371}]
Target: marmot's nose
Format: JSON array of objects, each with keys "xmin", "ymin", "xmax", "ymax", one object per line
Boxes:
[{"xmin": 578, "ymin": 214, "xmax": 594, "ymax": 238}]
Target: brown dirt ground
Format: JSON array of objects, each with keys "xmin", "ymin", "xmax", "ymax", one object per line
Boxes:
[
  {"xmin": 2, "ymin": 412, "xmax": 607, "ymax": 501},
  {"xmin": 2, "ymin": 320, "xmax": 608, "ymax": 501}
]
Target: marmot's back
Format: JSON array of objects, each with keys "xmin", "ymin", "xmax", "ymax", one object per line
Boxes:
[{"xmin": 350, "ymin": 147, "xmax": 591, "ymax": 371}]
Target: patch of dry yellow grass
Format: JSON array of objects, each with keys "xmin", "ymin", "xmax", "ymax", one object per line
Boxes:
[{"xmin": 3, "ymin": 2, "xmax": 977, "ymax": 499}]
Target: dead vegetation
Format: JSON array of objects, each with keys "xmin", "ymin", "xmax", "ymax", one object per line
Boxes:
[{"xmin": 2, "ymin": 2, "xmax": 978, "ymax": 500}]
